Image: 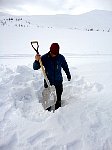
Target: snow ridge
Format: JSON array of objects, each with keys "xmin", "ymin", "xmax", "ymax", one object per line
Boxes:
[{"xmin": 1, "ymin": 65, "xmax": 111, "ymax": 150}]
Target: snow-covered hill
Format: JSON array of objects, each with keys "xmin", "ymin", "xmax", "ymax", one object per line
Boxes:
[
  {"xmin": 0, "ymin": 9, "xmax": 112, "ymax": 55},
  {"xmin": 0, "ymin": 10, "xmax": 112, "ymax": 32}
]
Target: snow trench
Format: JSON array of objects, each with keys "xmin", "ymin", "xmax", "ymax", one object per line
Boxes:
[{"xmin": 1, "ymin": 65, "xmax": 112, "ymax": 150}]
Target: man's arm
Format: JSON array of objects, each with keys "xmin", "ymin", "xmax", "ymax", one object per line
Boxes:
[
  {"xmin": 33, "ymin": 54, "xmax": 41, "ymax": 70},
  {"xmin": 61, "ymin": 56, "xmax": 71, "ymax": 81},
  {"xmin": 33, "ymin": 60, "xmax": 40, "ymax": 70}
]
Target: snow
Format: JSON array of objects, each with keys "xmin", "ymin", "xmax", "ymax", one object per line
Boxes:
[{"xmin": 0, "ymin": 10, "xmax": 112, "ymax": 150}]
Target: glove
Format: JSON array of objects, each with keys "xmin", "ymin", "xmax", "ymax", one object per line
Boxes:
[
  {"xmin": 68, "ymin": 78, "xmax": 71, "ymax": 81},
  {"xmin": 67, "ymin": 74, "xmax": 71, "ymax": 81}
]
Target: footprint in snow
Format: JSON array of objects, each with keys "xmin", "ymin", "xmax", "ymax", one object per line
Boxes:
[
  {"xmin": 27, "ymin": 130, "xmax": 51, "ymax": 145},
  {"xmin": 67, "ymin": 139, "xmax": 82, "ymax": 150}
]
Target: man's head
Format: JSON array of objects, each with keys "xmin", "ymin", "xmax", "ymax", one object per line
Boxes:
[{"xmin": 50, "ymin": 43, "xmax": 60, "ymax": 57}]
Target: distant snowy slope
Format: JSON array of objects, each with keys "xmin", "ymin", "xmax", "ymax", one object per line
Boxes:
[
  {"xmin": 0, "ymin": 9, "xmax": 112, "ymax": 55},
  {"xmin": 0, "ymin": 12, "xmax": 10, "ymax": 16},
  {"xmin": 0, "ymin": 10, "xmax": 112, "ymax": 31},
  {"xmin": 80, "ymin": 10, "xmax": 112, "ymax": 30}
]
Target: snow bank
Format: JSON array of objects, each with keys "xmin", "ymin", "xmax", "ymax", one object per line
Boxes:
[{"xmin": 1, "ymin": 65, "xmax": 112, "ymax": 150}]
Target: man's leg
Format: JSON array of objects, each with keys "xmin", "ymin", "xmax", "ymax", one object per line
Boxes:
[{"xmin": 55, "ymin": 84, "xmax": 63, "ymax": 110}]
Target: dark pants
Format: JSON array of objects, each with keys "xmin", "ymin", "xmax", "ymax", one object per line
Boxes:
[{"xmin": 55, "ymin": 84, "xmax": 63, "ymax": 110}]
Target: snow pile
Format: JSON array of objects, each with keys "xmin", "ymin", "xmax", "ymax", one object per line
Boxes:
[{"xmin": 1, "ymin": 65, "xmax": 112, "ymax": 149}]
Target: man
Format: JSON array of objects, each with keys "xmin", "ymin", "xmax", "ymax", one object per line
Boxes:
[{"xmin": 33, "ymin": 43, "xmax": 71, "ymax": 111}]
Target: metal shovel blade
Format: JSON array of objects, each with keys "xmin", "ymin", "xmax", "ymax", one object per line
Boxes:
[{"xmin": 42, "ymin": 85, "xmax": 57, "ymax": 110}]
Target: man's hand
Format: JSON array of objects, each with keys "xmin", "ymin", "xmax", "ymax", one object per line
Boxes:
[
  {"xmin": 67, "ymin": 75, "xmax": 71, "ymax": 81},
  {"xmin": 35, "ymin": 54, "xmax": 41, "ymax": 61}
]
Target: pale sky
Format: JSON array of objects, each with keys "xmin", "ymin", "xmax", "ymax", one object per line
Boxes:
[{"xmin": 0, "ymin": 0, "xmax": 112, "ymax": 15}]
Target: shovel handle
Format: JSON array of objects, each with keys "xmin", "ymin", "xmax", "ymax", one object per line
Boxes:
[
  {"xmin": 39, "ymin": 59, "xmax": 50, "ymax": 87},
  {"xmin": 31, "ymin": 41, "xmax": 39, "ymax": 54},
  {"xmin": 31, "ymin": 41, "xmax": 50, "ymax": 87}
]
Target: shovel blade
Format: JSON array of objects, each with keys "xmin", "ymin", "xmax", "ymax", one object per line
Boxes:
[{"xmin": 42, "ymin": 85, "xmax": 57, "ymax": 110}]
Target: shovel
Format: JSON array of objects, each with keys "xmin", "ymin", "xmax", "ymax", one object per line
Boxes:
[{"xmin": 31, "ymin": 41, "xmax": 57, "ymax": 110}]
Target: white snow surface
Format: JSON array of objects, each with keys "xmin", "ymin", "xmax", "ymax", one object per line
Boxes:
[{"xmin": 0, "ymin": 10, "xmax": 112, "ymax": 150}]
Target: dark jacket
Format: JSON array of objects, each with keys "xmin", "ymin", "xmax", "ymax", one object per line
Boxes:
[{"xmin": 33, "ymin": 52, "xmax": 71, "ymax": 86}]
